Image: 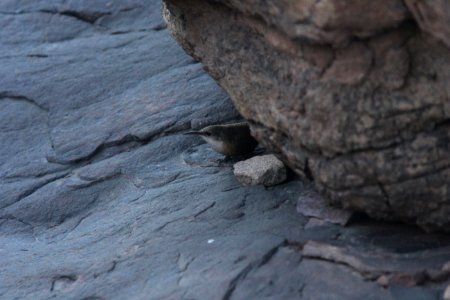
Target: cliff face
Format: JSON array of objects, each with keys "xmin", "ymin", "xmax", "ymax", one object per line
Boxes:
[{"xmin": 163, "ymin": 0, "xmax": 450, "ymax": 230}]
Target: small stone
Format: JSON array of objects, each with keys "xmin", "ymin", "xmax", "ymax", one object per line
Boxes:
[
  {"xmin": 444, "ymin": 284, "xmax": 450, "ymax": 300},
  {"xmin": 442, "ymin": 261, "xmax": 450, "ymax": 272},
  {"xmin": 304, "ymin": 217, "xmax": 327, "ymax": 229},
  {"xmin": 51, "ymin": 275, "xmax": 77, "ymax": 292},
  {"xmin": 233, "ymin": 154, "xmax": 287, "ymax": 186},
  {"xmin": 376, "ymin": 275, "xmax": 389, "ymax": 287}
]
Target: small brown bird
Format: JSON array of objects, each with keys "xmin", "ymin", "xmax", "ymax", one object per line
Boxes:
[{"xmin": 184, "ymin": 122, "xmax": 258, "ymax": 156}]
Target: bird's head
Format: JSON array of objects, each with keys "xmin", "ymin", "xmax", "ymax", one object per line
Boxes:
[{"xmin": 183, "ymin": 125, "xmax": 224, "ymax": 142}]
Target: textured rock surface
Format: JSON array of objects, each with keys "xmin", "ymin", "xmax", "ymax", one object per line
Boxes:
[
  {"xmin": 163, "ymin": 0, "xmax": 450, "ymax": 230},
  {"xmin": 405, "ymin": 0, "xmax": 450, "ymax": 48},
  {"xmin": 297, "ymin": 189, "xmax": 354, "ymax": 226},
  {"xmin": 2, "ymin": 0, "xmax": 450, "ymax": 299},
  {"xmin": 233, "ymin": 154, "xmax": 286, "ymax": 186}
]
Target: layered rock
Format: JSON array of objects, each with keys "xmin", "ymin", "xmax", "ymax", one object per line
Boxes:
[{"xmin": 163, "ymin": 0, "xmax": 450, "ymax": 230}]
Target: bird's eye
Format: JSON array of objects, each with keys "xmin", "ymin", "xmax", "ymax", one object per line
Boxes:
[{"xmin": 204, "ymin": 132, "xmax": 211, "ymax": 136}]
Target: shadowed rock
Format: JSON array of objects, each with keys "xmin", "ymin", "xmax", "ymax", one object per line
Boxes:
[
  {"xmin": 297, "ymin": 188, "xmax": 354, "ymax": 226},
  {"xmin": 163, "ymin": 0, "xmax": 450, "ymax": 231}
]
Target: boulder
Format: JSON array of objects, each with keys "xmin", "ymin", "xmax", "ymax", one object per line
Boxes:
[{"xmin": 163, "ymin": 0, "xmax": 450, "ymax": 231}]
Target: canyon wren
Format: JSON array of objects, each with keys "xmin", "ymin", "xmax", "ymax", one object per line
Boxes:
[{"xmin": 184, "ymin": 122, "xmax": 258, "ymax": 156}]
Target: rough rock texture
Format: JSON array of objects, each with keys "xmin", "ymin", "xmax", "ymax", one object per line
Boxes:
[
  {"xmin": 3, "ymin": 0, "xmax": 450, "ymax": 299},
  {"xmin": 297, "ymin": 189, "xmax": 354, "ymax": 226},
  {"xmin": 233, "ymin": 154, "xmax": 286, "ymax": 186},
  {"xmin": 405, "ymin": 0, "xmax": 450, "ymax": 48},
  {"xmin": 163, "ymin": 0, "xmax": 450, "ymax": 231}
]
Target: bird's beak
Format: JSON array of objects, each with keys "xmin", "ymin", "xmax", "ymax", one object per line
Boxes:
[{"xmin": 183, "ymin": 131, "xmax": 206, "ymax": 136}]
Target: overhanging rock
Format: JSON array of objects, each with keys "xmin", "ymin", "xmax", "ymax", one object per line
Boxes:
[{"xmin": 163, "ymin": 0, "xmax": 450, "ymax": 231}]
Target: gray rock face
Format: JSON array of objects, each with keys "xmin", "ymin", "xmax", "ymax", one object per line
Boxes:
[
  {"xmin": 163, "ymin": 0, "xmax": 450, "ymax": 231},
  {"xmin": 233, "ymin": 154, "xmax": 286, "ymax": 186},
  {"xmin": 2, "ymin": 0, "xmax": 450, "ymax": 299}
]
